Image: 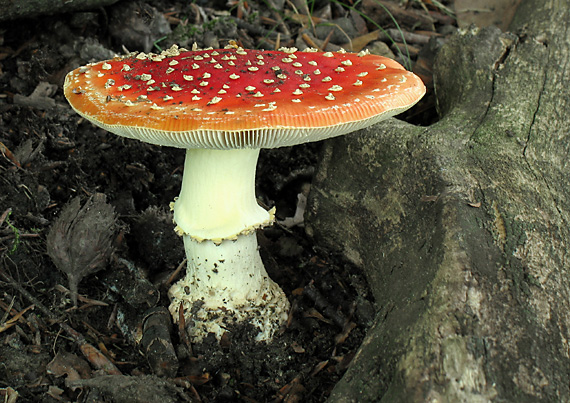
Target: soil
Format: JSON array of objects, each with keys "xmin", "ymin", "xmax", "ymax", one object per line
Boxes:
[{"xmin": 0, "ymin": 1, "xmax": 448, "ymax": 401}]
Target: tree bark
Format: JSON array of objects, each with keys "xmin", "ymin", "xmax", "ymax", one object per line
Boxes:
[{"xmin": 305, "ymin": 0, "xmax": 570, "ymax": 401}]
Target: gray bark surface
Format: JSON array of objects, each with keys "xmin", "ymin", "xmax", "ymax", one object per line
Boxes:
[{"xmin": 305, "ymin": 0, "xmax": 570, "ymax": 401}]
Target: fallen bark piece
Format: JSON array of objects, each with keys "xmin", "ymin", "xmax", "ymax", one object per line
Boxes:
[
  {"xmin": 47, "ymin": 350, "xmax": 92, "ymax": 385},
  {"xmin": 13, "ymin": 82, "xmax": 58, "ymax": 110},
  {"xmin": 140, "ymin": 307, "xmax": 179, "ymax": 378}
]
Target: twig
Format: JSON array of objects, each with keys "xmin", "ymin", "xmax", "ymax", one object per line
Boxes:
[
  {"xmin": 178, "ymin": 303, "xmax": 193, "ymax": 356},
  {"xmin": 386, "ymin": 28, "xmax": 431, "ymax": 45},
  {"xmin": 165, "ymin": 258, "xmax": 186, "ymax": 287},
  {"xmin": 0, "ymin": 208, "xmax": 12, "ymax": 227}
]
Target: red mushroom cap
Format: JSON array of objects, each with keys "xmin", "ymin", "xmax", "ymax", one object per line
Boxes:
[{"xmin": 64, "ymin": 45, "xmax": 425, "ymax": 149}]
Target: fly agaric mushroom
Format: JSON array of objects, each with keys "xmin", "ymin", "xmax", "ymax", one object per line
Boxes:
[{"xmin": 63, "ymin": 43, "xmax": 425, "ymax": 341}]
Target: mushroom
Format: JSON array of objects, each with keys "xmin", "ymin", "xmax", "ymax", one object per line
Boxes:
[{"xmin": 63, "ymin": 44, "xmax": 425, "ymax": 342}]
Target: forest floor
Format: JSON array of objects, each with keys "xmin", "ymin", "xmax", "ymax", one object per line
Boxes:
[{"xmin": 0, "ymin": 0, "xmax": 455, "ymax": 401}]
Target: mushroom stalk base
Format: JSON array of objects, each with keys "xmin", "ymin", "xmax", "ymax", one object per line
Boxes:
[{"xmin": 168, "ymin": 232, "xmax": 289, "ymax": 341}]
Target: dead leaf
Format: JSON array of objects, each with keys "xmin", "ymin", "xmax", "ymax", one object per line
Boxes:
[
  {"xmin": 341, "ymin": 30, "xmax": 381, "ymax": 51},
  {"xmin": 0, "ymin": 304, "xmax": 34, "ymax": 333},
  {"xmin": 46, "ymin": 385, "xmax": 64, "ymax": 400},
  {"xmin": 456, "ymin": 0, "xmax": 522, "ymax": 31},
  {"xmin": 79, "ymin": 342, "xmax": 122, "ymax": 375},
  {"xmin": 0, "ymin": 387, "xmax": 19, "ymax": 403},
  {"xmin": 290, "ymin": 341, "xmax": 305, "ymax": 353},
  {"xmin": 303, "ymin": 308, "xmax": 333, "ymax": 325},
  {"xmin": 310, "ymin": 360, "xmax": 329, "ymax": 377},
  {"xmin": 421, "ymin": 195, "xmax": 439, "ymax": 202},
  {"xmin": 175, "ymin": 373, "xmax": 211, "ymax": 386},
  {"xmin": 47, "ymin": 194, "xmax": 117, "ymax": 305},
  {"xmin": 275, "ymin": 376, "xmax": 306, "ymax": 403},
  {"xmin": 334, "ymin": 321, "xmax": 357, "ymax": 345},
  {"xmin": 0, "ymin": 142, "xmax": 21, "ymax": 167},
  {"xmin": 47, "ymin": 351, "xmax": 92, "ymax": 386}
]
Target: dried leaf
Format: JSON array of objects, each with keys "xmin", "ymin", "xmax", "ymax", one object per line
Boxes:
[
  {"xmin": 46, "ymin": 385, "xmax": 64, "ymax": 400},
  {"xmin": 0, "ymin": 304, "xmax": 34, "ymax": 333},
  {"xmin": 310, "ymin": 360, "xmax": 329, "ymax": 377},
  {"xmin": 47, "ymin": 351, "xmax": 92, "ymax": 383},
  {"xmin": 303, "ymin": 307, "xmax": 333, "ymax": 325},
  {"xmin": 174, "ymin": 373, "xmax": 211, "ymax": 387},
  {"xmin": 290, "ymin": 341, "xmax": 305, "ymax": 354},
  {"xmin": 0, "ymin": 386, "xmax": 19, "ymax": 403},
  {"xmin": 0, "ymin": 141, "xmax": 21, "ymax": 167},
  {"xmin": 276, "ymin": 376, "xmax": 306, "ymax": 403},
  {"xmin": 334, "ymin": 321, "xmax": 357, "ymax": 345},
  {"xmin": 47, "ymin": 194, "xmax": 117, "ymax": 305},
  {"xmin": 79, "ymin": 342, "xmax": 122, "ymax": 375}
]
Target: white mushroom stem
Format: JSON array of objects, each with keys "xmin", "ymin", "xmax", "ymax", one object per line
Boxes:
[
  {"xmin": 173, "ymin": 148, "xmax": 274, "ymax": 242},
  {"xmin": 168, "ymin": 148, "xmax": 289, "ymax": 341}
]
